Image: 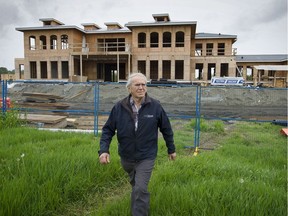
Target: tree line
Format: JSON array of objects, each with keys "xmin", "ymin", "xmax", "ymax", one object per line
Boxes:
[{"xmin": 0, "ymin": 67, "xmax": 15, "ymax": 74}]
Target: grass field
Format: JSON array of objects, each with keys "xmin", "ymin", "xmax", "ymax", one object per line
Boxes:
[{"xmin": 0, "ymin": 116, "xmax": 287, "ymax": 216}]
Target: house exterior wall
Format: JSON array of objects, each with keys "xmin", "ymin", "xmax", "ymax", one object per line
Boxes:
[
  {"xmin": 17, "ymin": 29, "xmax": 84, "ymax": 80},
  {"xmin": 130, "ymin": 25, "xmax": 192, "ymax": 80},
  {"xmin": 14, "ymin": 15, "xmax": 286, "ymax": 87}
]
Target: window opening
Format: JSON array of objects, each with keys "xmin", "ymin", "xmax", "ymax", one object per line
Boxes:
[
  {"xmin": 246, "ymin": 67, "xmax": 253, "ymax": 81},
  {"xmin": 138, "ymin": 33, "xmax": 146, "ymax": 48},
  {"xmin": 50, "ymin": 35, "xmax": 57, "ymax": 50},
  {"xmin": 61, "ymin": 35, "xmax": 69, "ymax": 49},
  {"xmin": 62, "ymin": 61, "xmax": 69, "ymax": 78},
  {"xmin": 163, "ymin": 32, "xmax": 171, "ymax": 47},
  {"xmin": 220, "ymin": 63, "xmax": 229, "ymax": 77},
  {"xmin": 40, "ymin": 61, "xmax": 47, "ymax": 79},
  {"xmin": 175, "ymin": 60, "xmax": 184, "ymax": 79},
  {"xmin": 51, "ymin": 61, "xmax": 58, "ymax": 78},
  {"xmin": 195, "ymin": 63, "xmax": 203, "ymax": 80},
  {"xmin": 150, "ymin": 32, "xmax": 159, "ymax": 48},
  {"xmin": 208, "ymin": 63, "xmax": 216, "ymax": 80},
  {"xmin": 40, "ymin": 35, "xmax": 47, "ymax": 50},
  {"xmin": 218, "ymin": 43, "xmax": 225, "ymax": 55},
  {"xmin": 138, "ymin": 61, "xmax": 146, "ymax": 75},
  {"xmin": 176, "ymin": 31, "xmax": 184, "ymax": 47},
  {"xmin": 29, "ymin": 36, "xmax": 36, "ymax": 50},
  {"xmin": 97, "ymin": 38, "xmax": 125, "ymax": 52},
  {"xmin": 206, "ymin": 43, "xmax": 213, "ymax": 56},
  {"xmin": 195, "ymin": 43, "xmax": 202, "ymax": 56},
  {"xmin": 30, "ymin": 62, "xmax": 37, "ymax": 78},
  {"xmin": 162, "ymin": 60, "xmax": 171, "ymax": 79},
  {"xmin": 150, "ymin": 61, "xmax": 158, "ymax": 79}
]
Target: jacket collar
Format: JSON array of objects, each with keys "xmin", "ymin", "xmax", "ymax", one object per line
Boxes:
[{"xmin": 121, "ymin": 93, "xmax": 152, "ymax": 110}]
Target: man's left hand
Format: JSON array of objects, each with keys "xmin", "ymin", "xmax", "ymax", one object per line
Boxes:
[{"xmin": 168, "ymin": 152, "xmax": 176, "ymax": 160}]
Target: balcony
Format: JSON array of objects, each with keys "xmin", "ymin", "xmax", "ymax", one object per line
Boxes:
[
  {"xmin": 193, "ymin": 47, "xmax": 238, "ymax": 57},
  {"xmin": 69, "ymin": 42, "xmax": 131, "ymax": 55}
]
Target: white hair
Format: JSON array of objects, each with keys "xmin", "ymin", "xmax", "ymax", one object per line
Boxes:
[{"xmin": 126, "ymin": 72, "xmax": 147, "ymax": 89}]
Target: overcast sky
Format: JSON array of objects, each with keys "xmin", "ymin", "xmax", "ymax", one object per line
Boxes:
[{"xmin": 0, "ymin": 0, "xmax": 287, "ymax": 70}]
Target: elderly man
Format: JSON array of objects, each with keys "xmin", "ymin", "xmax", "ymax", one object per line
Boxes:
[{"xmin": 99, "ymin": 72, "xmax": 176, "ymax": 216}]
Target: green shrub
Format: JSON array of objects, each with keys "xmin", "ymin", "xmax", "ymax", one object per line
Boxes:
[
  {"xmin": 211, "ymin": 120, "xmax": 225, "ymax": 133},
  {"xmin": 187, "ymin": 118, "xmax": 224, "ymax": 133}
]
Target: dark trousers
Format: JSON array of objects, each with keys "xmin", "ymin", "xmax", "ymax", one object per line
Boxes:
[{"xmin": 121, "ymin": 158, "xmax": 155, "ymax": 216}]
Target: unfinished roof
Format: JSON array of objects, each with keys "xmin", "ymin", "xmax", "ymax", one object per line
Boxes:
[
  {"xmin": 104, "ymin": 22, "xmax": 123, "ymax": 30},
  {"xmin": 195, "ymin": 33, "xmax": 237, "ymax": 42},
  {"xmin": 16, "ymin": 25, "xmax": 85, "ymax": 33},
  {"xmin": 81, "ymin": 23, "xmax": 101, "ymax": 31},
  {"xmin": 125, "ymin": 13, "xmax": 196, "ymax": 28},
  {"xmin": 39, "ymin": 18, "xmax": 64, "ymax": 26},
  {"xmin": 85, "ymin": 27, "xmax": 131, "ymax": 34},
  {"xmin": 236, "ymin": 54, "xmax": 288, "ymax": 63},
  {"xmin": 253, "ymin": 65, "xmax": 288, "ymax": 71},
  {"xmin": 125, "ymin": 20, "xmax": 196, "ymax": 28},
  {"xmin": 152, "ymin": 13, "xmax": 170, "ymax": 22},
  {"xmin": 15, "ymin": 17, "xmax": 84, "ymax": 32}
]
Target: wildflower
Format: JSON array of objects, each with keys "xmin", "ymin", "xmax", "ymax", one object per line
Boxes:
[
  {"xmin": 239, "ymin": 178, "xmax": 244, "ymax": 184},
  {"xmin": 21, "ymin": 153, "xmax": 25, "ymax": 158}
]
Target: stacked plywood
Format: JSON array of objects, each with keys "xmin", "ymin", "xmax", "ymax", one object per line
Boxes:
[
  {"xmin": 20, "ymin": 114, "xmax": 67, "ymax": 128},
  {"xmin": 17, "ymin": 92, "xmax": 69, "ymax": 110}
]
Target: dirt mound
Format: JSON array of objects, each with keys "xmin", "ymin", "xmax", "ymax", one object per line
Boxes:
[{"xmin": 6, "ymin": 82, "xmax": 288, "ymax": 120}]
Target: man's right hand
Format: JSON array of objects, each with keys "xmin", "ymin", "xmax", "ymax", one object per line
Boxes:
[{"xmin": 99, "ymin": 153, "xmax": 110, "ymax": 164}]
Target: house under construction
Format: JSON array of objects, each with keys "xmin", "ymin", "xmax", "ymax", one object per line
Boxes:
[{"xmin": 14, "ymin": 13, "xmax": 288, "ymax": 87}]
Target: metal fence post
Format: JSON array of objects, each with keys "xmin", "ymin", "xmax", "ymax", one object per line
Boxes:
[
  {"xmin": 94, "ymin": 81, "xmax": 100, "ymax": 136},
  {"xmin": 193, "ymin": 85, "xmax": 201, "ymax": 155},
  {"xmin": 1, "ymin": 80, "xmax": 8, "ymax": 113}
]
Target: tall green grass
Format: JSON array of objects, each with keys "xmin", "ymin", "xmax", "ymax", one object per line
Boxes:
[
  {"xmin": 0, "ymin": 121, "xmax": 287, "ymax": 216},
  {"xmin": 0, "ymin": 127, "xmax": 126, "ymax": 216},
  {"xmin": 0, "ymin": 108, "xmax": 25, "ymax": 130},
  {"xmin": 94, "ymin": 121, "xmax": 287, "ymax": 216}
]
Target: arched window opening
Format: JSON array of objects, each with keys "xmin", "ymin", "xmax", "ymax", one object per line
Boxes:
[
  {"xmin": 61, "ymin": 35, "xmax": 69, "ymax": 49},
  {"xmin": 176, "ymin": 31, "xmax": 184, "ymax": 47},
  {"xmin": 50, "ymin": 35, "xmax": 57, "ymax": 50},
  {"xmin": 29, "ymin": 36, "xmax": 36, "ymax": 50},
  {"xmin": 138, "ymin": 32, "xmax": 146, "ymax": 48},
  {"xmin": 163, "ymin": 32, "xmax": 171, "ymax": 47},
  {"xmin": 40, "ymin": 35, "xmax": 47, "ymax": 50},
  {"xmin": 150, "ymin": 32, "xmax": 159, "ymax": 48}
]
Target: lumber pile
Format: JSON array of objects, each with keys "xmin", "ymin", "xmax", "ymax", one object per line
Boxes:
[
  {"xmin": 20, "ymin": 114, "xmax": 67, "ymax": 128},
  {"xmin": 17, "ymin": 92, "xmax": 69, "ymax": 110},
  {"xmin": 19, "ymin": 113, "xmax": 108, "ymax": 130}
]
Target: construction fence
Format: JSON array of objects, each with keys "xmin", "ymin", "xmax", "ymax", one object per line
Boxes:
[{"xmin": 1, "ymin": 80, "xmax": 287, "ymax": 148}]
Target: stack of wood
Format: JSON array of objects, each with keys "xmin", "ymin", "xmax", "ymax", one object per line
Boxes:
[
  {"xmin": 17, "ymin": 92, "xmax": 70, "ymax": 110},
  {"xmin": 20, "ymin": 114, "xmax": 68, "ymax": 128},
  {"xmin": 19, "ymin": 113, "xmax": 108, "ymax": 130}
]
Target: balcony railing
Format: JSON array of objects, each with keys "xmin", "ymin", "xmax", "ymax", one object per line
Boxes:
[
  {"xmin": 69, "ymin": 42, "xmax": 131, "ymax": 54},
  {"xmin": 194, "ymin": 47, "xmax": 238, "ymax": 56}
]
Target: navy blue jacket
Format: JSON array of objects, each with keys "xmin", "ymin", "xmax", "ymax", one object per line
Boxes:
[{"xmin": 99, "ymin": 94, "xmax": 175, "ymax": 161}]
